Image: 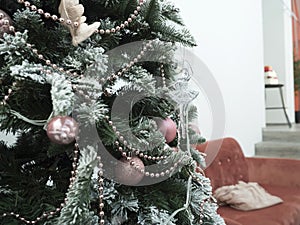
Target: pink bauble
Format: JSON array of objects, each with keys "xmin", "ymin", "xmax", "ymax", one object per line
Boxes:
[
  {"xmin": 46, "ymin": 116, "xmax": 78, "ymax": 145},
  {"xmin": 0, "ymin": 10, "xmax": 13, "ymax": 38},
  {"xmin": 114, "ymin": 157, "xmax": 145, "ymax": 186},
  {"xmin": 157, "ymin": 118, "xmax": 177, "ymax": 143}
]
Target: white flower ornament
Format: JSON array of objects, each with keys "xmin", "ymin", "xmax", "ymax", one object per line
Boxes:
[{"xmin": 59, "ymin": 0, "xmax": 100, "ymax": 46}]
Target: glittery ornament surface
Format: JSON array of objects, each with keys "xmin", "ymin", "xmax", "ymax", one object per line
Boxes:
[
  {"xmin": 114, "ymin": 157, "xmax": 145, "ymax": 186},
  {"xmin": 46, "ymin": 116, "xmax": 78, "ymax": 145},
  {"xmin": 0, "ymin": 10, "xmax": 12, "ymax": 38}
]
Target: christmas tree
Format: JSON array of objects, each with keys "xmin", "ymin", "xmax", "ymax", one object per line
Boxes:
[{"xmin": 0, "ymin": 0, "xmax": 225, "ymax": 224}]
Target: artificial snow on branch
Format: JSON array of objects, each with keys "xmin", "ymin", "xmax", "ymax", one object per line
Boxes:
[
  {"xmin": 0, "ymin": 31, "xmax": 30, "ymax": 64},
  {"xmin": 53, "ymin": 145, "xmax": 98, "ymax": 225},
  {"xmin": 63, "ymin": 46, "xmax": 107, "ymax": 73},
  {"xmin": 10, "ymin": 61, "xmax": 47, "ymax": 84},
  {"xmin": 48, "ymin": 73, "xmax": 74, "ymax": 116}
]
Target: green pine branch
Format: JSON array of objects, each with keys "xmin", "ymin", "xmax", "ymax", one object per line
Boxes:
[
  {"xmin": 162, "ymin": 3, "xmax": 185, "ymax": 26},
  {"xmin": 53, "ymin": 145, "xmax": 98, "ymax": 225},
  {"xmin": 141, "ymin": 0, "xmax": 196, "ymax": 47}
]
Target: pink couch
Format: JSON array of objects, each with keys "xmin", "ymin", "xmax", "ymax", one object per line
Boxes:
[{"xmin": 196, "ymin": 137, "xmax": 300, "ymax": 225}]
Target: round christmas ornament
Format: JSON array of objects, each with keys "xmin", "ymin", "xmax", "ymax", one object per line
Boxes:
[
  {"xmin": 114, "ymin": 157, "xmax": 145, "ymax": 186},
  {"xmin": 46, "ymin": 116, "xmax": 78, "ymax": 145},
  {"xmin": 0, "ymin": 10, "xmax": 13, "ymax": 38},
  {"xmin": 156, "ymin": 118, "xmax": 177, "ymax": 143}
]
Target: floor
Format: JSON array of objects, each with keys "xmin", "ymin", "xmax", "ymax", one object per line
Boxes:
[
  {"xmin": 264, "ymin": 123, "xmax": 300, "ymax": 131},
  {"xmin": 255, "ymin": 123, "xmax": 300, "ymax": 159}
]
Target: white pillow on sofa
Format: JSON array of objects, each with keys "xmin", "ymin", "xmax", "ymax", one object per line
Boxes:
[{"xmin": 214, "ymin": 181, "xmax": 283, "ymax": 211}]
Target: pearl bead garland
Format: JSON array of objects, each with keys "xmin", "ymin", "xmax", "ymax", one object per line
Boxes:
[
  {"xmin": 160, "ymin": 64, "xmax": 167, "ymax": 87},
  {"xmin": 105, "ymin": 116, "xmax": 169, "ymax": 162},
  {"xmin": 124, "ymin": 153, "xmax": 183, "ymax": 179},
  {"xmin": 27, "ymin": 41, "xmax": 79, "ymax": 77},
  {"xmin": 1, "ymin": 143, "xmax": 80, "ymax": 224},
  {"xmin": 0, "ymin": 84, "xmax": 14, "ymax": 106},
  {"xmin": 104, "ymin": 116, "xmax": 185, "ymax": 179},
  {"xmin": 199, "ymin": 200, "xmax": 205, "ymax": 225},
  {"xmin": 97, "ymin": 156, "xmax": 105, "ymax": 225},
  {"xmin": 101, "ymin": 40, "xmax": 154, "ymax": 85},
  {"xmin": 16, "ymin": 0, "xmax": 145, "ymax": 36},
  {"xmin": 1, "ymin": 18, "xmax": 155, "ymax": 93}
]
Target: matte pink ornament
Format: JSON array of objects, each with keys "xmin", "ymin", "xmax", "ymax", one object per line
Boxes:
[
  {"xmin": 114, "ymin": 157, "xmax": 145, "ymax": 186},
  {"xmin": 157, "ymin": 118, "xmax": 177, "ymax": 143},
  {"xmin": 46, "ymin": 116, "xmax": 78, "ymax": 144}
]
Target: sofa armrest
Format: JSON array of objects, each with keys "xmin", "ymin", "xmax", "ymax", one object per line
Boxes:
[
  {"xmin": 222, "ymin": 217, "xmax": 242, "ymax": 225},
  {"xmin": 247, "ymin": 157, "xmax": 300, "ymax": 187}
]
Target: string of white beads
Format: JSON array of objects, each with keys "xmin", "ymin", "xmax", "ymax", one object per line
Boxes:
[
  {"xmin": 105, "ymin": 116, "xmax": 169, "ymax": 161},
  {"xmin": 101, "ymin": 40, "xmax": 154, "ymax": 85},
  {"xmin": 126, "ymin": 153, "xmax": 183, "ymax": 179},
  {"xmin": 160, "ymin": 64, "xmax": 167, "ymax": 87},
  {"xmin": 0, "ymin": 84, "xmax": 14, "ymax": 106},
  {"xmin": 97, "ymin": 156, "xmax": 105, "ymax": 225},
  {"xmin": 1, "ymin": 19, "xmax": 155, "ymax": 87},
  {"xmin": 103, "ymin": 116, "xmax": 185, "ymax": 179}
]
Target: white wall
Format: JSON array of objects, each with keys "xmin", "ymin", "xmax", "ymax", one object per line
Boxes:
[
  {"xmin": 263, "ymin": 0, "xmax": 295, "ymax": 124},
  {"xmin": 173, "ymin": 0, "xmax": 266, "ymax": 156}
]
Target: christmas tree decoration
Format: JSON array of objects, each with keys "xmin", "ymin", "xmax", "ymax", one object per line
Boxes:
[
  {"xmin": 0, "ymin": 0, "xmax": 225, "ymax": 224},
  {"xmin": 58, "ymin": 0, "xmax": 100, "ymax": 46},
  {"xmin": 114, "ymin": 156, "xmax": 145, "ymax": 186},
  {"xmin": 0, "ymin": 9, "xmax": 12, "ymax": 38},
  {"xmin": 46, "ymin": 116, "xmax": 78, "ymax": 144},
  {"xmin": 169, "ymin": 69, "xmax": 199, "ymax": 139},
  {"xmin": 157, "ymin": 117, "xmax": 177, "ymax": 143}
]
